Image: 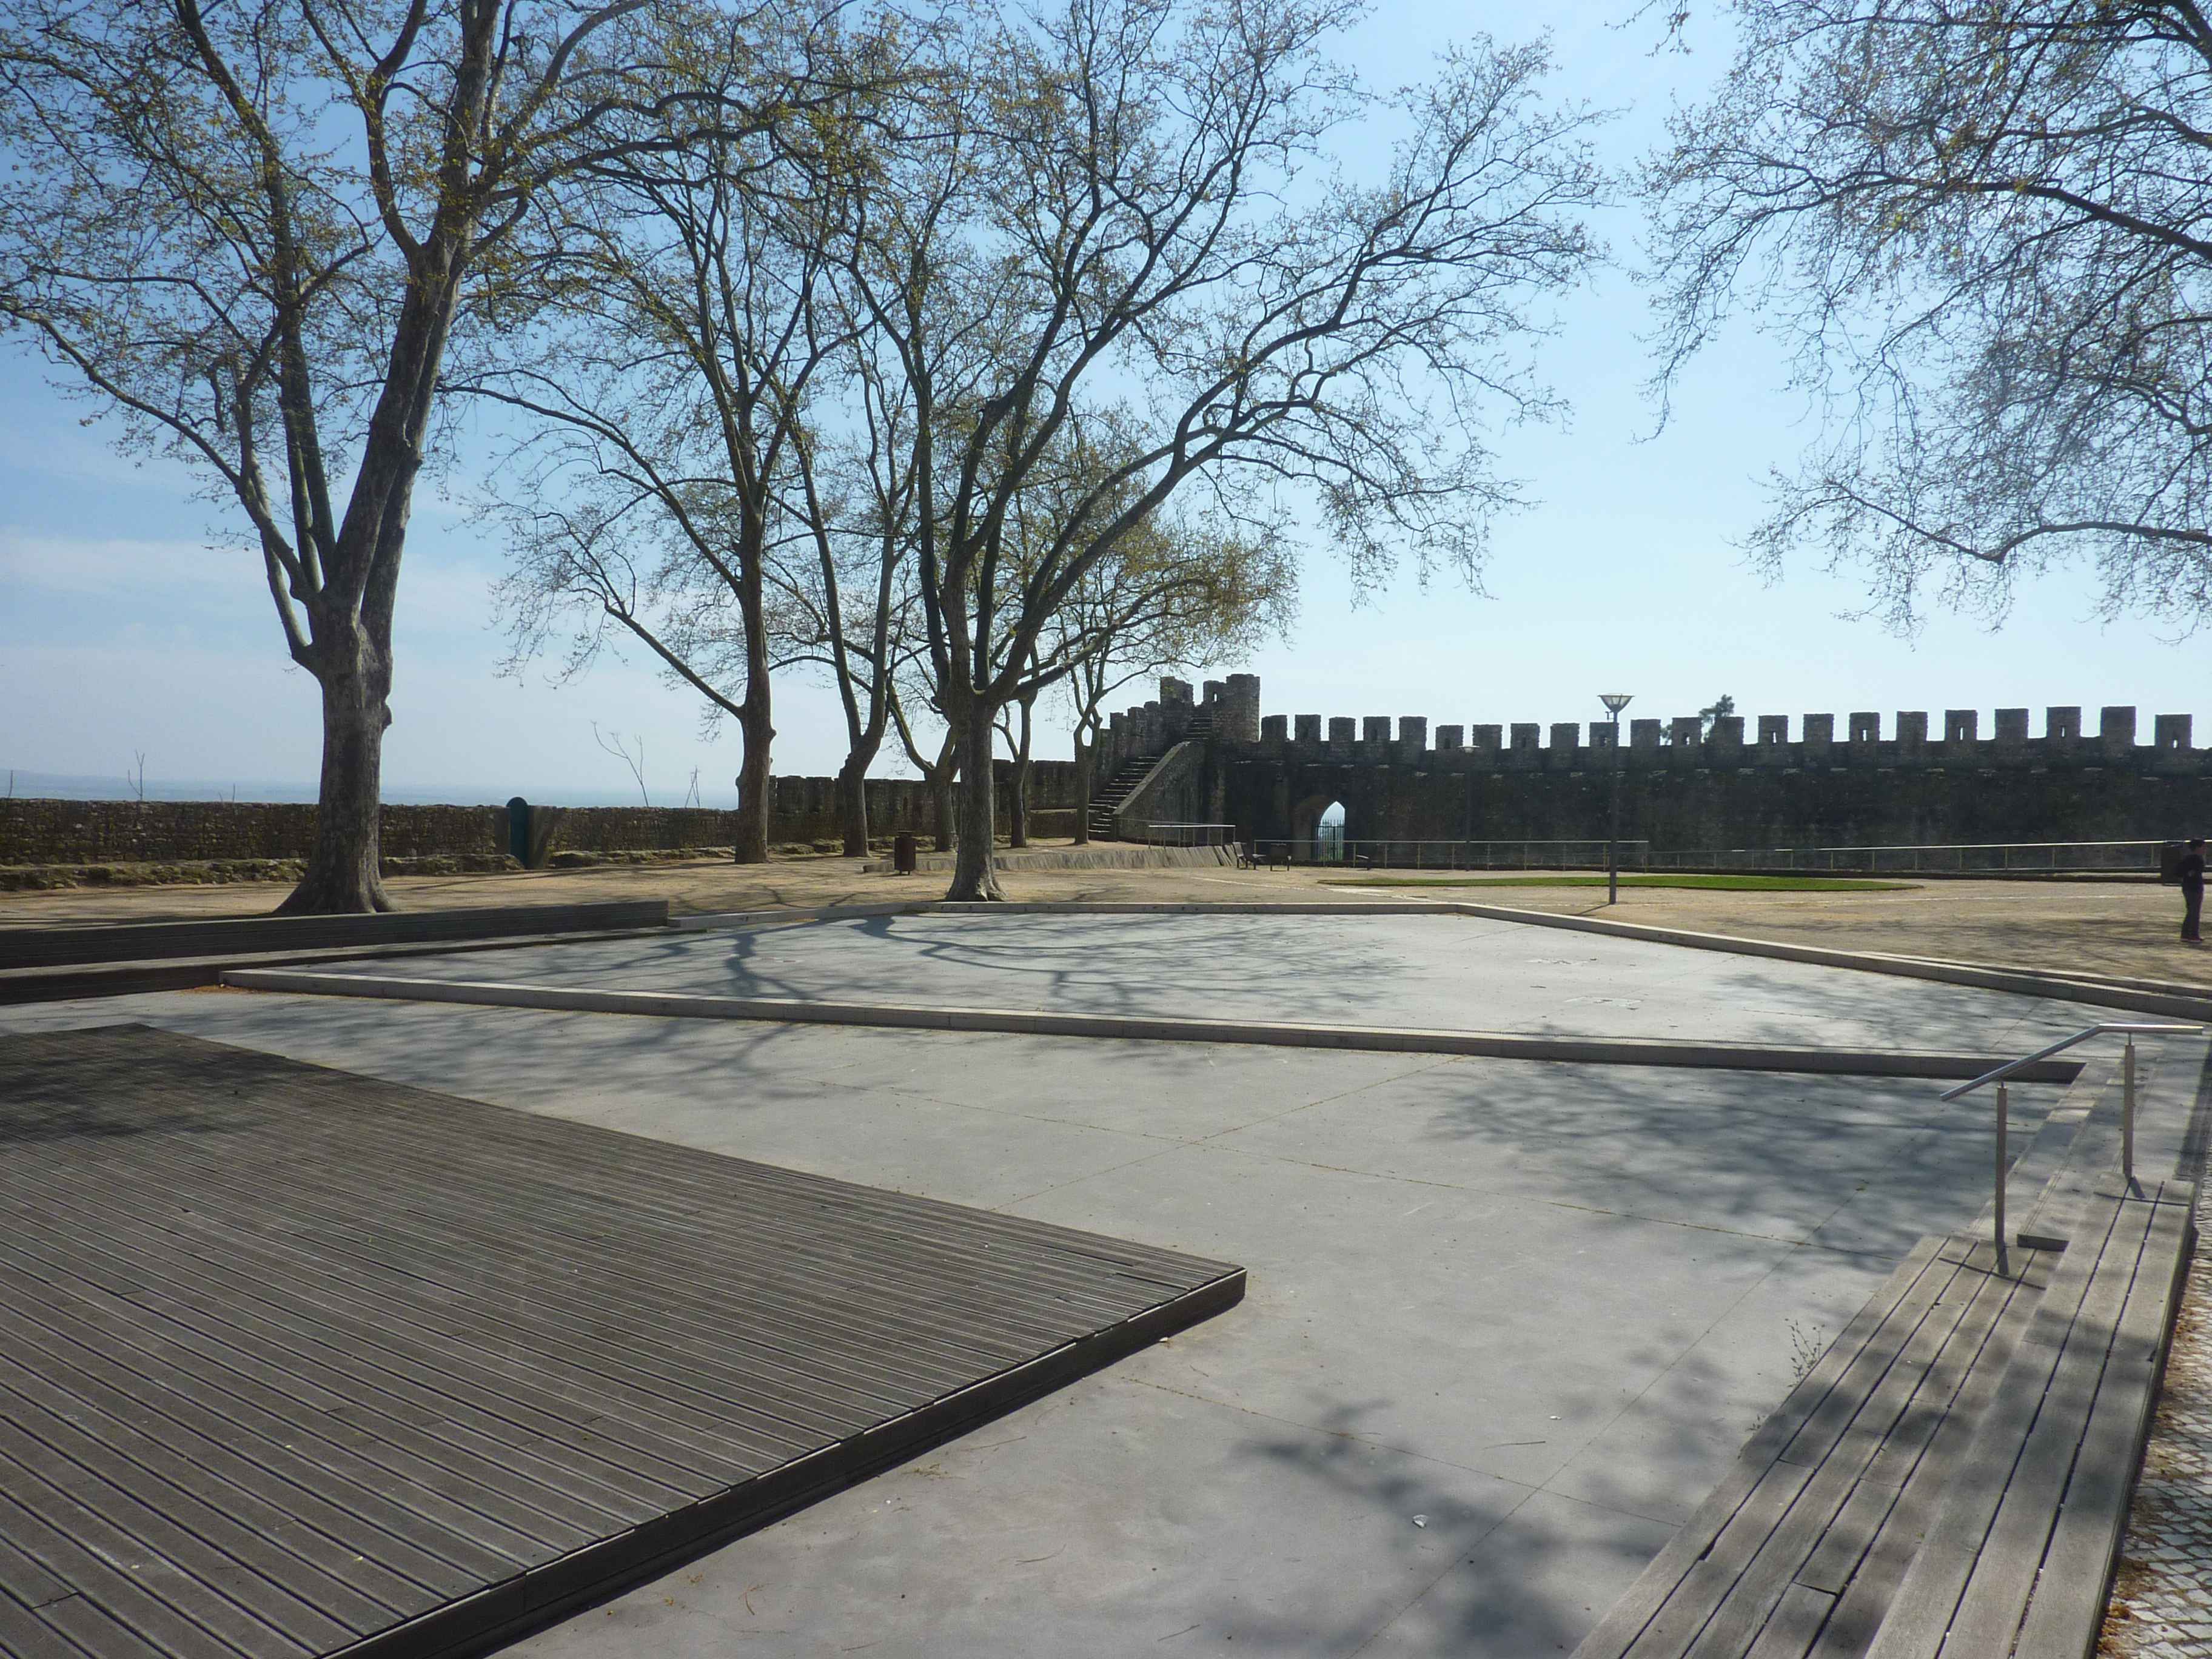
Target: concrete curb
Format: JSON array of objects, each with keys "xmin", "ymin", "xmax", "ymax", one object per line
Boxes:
[
  {"xmin": 1432, "ymin": 900, "xmax": 2212, "ymax": 1021},
  {"xmin": 218, "ymin": 968, "xmax": 2086, "ymax": 1082},
  {"xmin": 723, "ymin": 895, "xmax": 2212, "ymax": 1019},
  {"xmin": 0, "ymin": 927, "xmax": 680, "ymax": 1005},
  {"xmin": 674, "ymin": 904, "xmax": 932, "ymax": 931}
]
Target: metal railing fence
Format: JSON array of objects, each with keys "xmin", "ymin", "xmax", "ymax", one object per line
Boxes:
[
  {"xmin": 1250, "ymin": 838, "xmax": 1651, "ymax": 870},
  {"xmin": 1647, "ymin": 839, "xmax": 2167, "ymax": 874},
  {"xmin": 1138, "ymin": 822, "xmax": 1241, "ymax": 848}
]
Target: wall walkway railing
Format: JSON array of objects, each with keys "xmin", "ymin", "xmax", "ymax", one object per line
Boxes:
[
  {"xmin": 1251, "ymin": 838, "xmax": 1652, "ymax": 870},
  {"xmin": 1648, "ymin": 838, "xmax": 2167, "ymax": 874},
  {"xmin": 1231, "ymin": 836, "xmax": 2170, "ymax": 875},
  {"xmin": 1138, "ymin": 822, "xmax": 1241, "ymax": 848}
]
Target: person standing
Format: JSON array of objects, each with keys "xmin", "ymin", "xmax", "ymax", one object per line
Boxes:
[{"xmin": 2182, "ymin": 837, "xmax": 2206, "ymax": 944}]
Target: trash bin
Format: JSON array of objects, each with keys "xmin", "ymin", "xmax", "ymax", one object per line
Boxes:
[{"xmin": 893, "ymin": 833, "xmax": 917, "ymax": 875}]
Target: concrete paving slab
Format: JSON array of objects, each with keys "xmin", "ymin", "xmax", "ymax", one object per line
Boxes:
[
  {"xmin": 1208, "ymin": 1057, "xmax": 2063, "ymax": 1255},
  {"xmin": 1353, "ymin": 1489, "xmax": 1681, "ymax": 1658},
  {"xmin": 506, "ymin": 1369, "xmax": 1540, "ymax": 1659},
  {"xmin": 1008, "ymin": 1139, "xmax": 1881, "ymax": 1493},
  {"xmin": 282, "ymin": 911, "xmax": 2121, "ymax": 1053}
]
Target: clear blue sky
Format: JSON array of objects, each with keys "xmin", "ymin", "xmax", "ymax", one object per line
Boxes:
[{"xmin": 3, "ymin": 4, "xmax": 2203, "ymax": 806}]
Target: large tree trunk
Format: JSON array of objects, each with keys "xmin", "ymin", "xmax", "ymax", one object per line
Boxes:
[
  {"xmin": 277, "ymin": 668, "xmax": 393, "ymax": 914},
  {"xmin": 931, "ymin": 746, "xmax": 956, "ymax": 851},
  {"xmin": 1007, "ymin": 699, "xmax": 1034, "ymax": 849},
  {"xmin": 836, "ymin": 735, "xmax": 881, "ymax": 858},
  {"xmin": 733, "ymin": 700, "xmax": 773, "ymax": 862},
  {"xmin": 945, "ymin": 699, "xmax": 1004, "ymax": 900},
  {"xmin": 1072, "ymin": 734, "xmax": 1094, "ymax": 846}
]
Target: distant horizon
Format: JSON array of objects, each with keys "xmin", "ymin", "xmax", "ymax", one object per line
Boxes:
[{"xmin": 0, "ymin": 769, "xmax": 742, "ymax": 810}]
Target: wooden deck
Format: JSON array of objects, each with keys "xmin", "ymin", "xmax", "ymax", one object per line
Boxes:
[
  {"xmin": 0, "ymin": 1025, "xmax": 1244, "ymax": 1659},
  {"xmin": 1574, "ymin": 1037, "xmax": 2208, "ymax": 1659}
]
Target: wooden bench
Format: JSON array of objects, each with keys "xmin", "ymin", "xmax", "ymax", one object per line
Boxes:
[{"xmin": 1576, "ymin": 1038, "xmax": 2205, "ymax": 1659}]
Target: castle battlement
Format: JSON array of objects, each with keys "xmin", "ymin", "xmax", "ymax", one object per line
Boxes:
[
  {"xmin": 1095, "ymin": 680, "xmax": 2204, "ymax": 777},
  {"xmin": 1088, "ymin": 677, "xmax": 2212, "ymax": 853}
]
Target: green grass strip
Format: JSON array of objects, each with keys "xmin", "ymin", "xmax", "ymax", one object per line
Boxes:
[{"xmin": 1327, "ymin": 874, "xmax": 1917, "ymax": 893}]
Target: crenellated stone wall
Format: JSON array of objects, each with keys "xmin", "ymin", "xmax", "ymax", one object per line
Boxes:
[{"xmin": 1082, "ymin": 677, "xmax": 2212, "ymax": 853}]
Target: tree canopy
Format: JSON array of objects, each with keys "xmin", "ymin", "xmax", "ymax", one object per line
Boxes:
[{"xmin": 1646, "ymin": 1, "xmax": 2212, "ymax": 631}]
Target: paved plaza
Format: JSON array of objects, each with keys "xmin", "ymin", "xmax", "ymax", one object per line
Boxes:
[
  {"xmin": 1, "ymin": 907, "xmax": 2146, "ymax": 1656},
  {"xmin": 286, "ymin": 909, "xmax": 2120, "ymax": 1053}
]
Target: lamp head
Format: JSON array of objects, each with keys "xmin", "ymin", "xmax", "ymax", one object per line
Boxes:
[{"xmin": 1599, "ymin": 693, "xmax": 1634, "ymax": 715}]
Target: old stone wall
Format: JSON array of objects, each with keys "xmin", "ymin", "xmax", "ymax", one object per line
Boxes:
[
  {"xmin": 1208, "ymin": 702, "xmax": 2212, "ymax": 852},
  {"xmin": 0, "ymin": 757, "xmax": 1088, "ymax": 867},
  {"xmin": 761, "ymin": 760, "xmax": 1082, "ymax": 845},
  {"xmin": 0, "ymin": 801, "xmax": 501, "ymax": 866}
]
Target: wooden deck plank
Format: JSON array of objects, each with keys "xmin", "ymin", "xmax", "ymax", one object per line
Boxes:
[
  {"xmin": 20, "ymin": 1058, "xmax": 1187, "ymax": 1362},
  {"xmin": 1775, "ymin": 1252, "xmax": 1966, "ymax": 1471},
  {"xmin": 1573, "ymin": 1238, "xmax": 1950, "ymax": 1659},
  {"xmin": 2008, "ymin": 1193, "xmax": 2192, "ymax": 1659},
  {"xmin": 182, "ymin": 1105, "xmax": 1199, "ymax": 1319},
  {"xmin": 0, "ymin": 1292, "xmax": 543, "ymax": 1590},
  {"xmin": 0, "ymin": 1602, "xmax": 85, "ymax": 1659},
  {"xmin": 1858, "ymin": 1243, "xmax": 2042, "ymax": 1492},
  {"xmin": 1682, "ymin": 1447, "xmax": 1875, "ymax": 1659},
  {"xmin": 0, "ymin": 1477, "xmax": 306, "ymax": 1659},
  {"xmin": 0, "ymin": 1252, "xmax": 591, "ymax": 1569},
  {"xmin": 1794, "ymin": 1481, "xmax": 1900, "ymax": 1598},
  {"xmin": 0, "ymin": 1026, "xmax": 1245, "ymax": 1659},
  {"xmin": 1621, "ymin": 1463, "xmax": 1818, "ymax": 1657},
  {"xmin": 0, "ymin": 1353, "xmax": 443, "ymax": 1617},
  {"xmin": 0, "ymin": 1199, "xmax": 831, "ymax": 1478},
  {"xmin": 32, "ymin": 1028, "xmax": 1215, "ymax": 1284},
  {"xmin": 0, "ymin": 1386, "xmax": 395, "ymax": 1640},
  {"xmin": 1801, "ymin": 1243, "xmax": 2054, "ymax": 1658},
  {"xmin": 1860, "ymin": 1195, "xmax": 2129, "ymax": 1659},
  {"xmin": 0, "ymin": 1201, "xmax": 791, "ymax": 1485},
  {"xmin": 1744, "ymin": 1583, "xmax": 1838, "ymax": 1659},
  {"xmin": 40, "ymin": 1143, "xmax": 1089, "ymax": 1411},
  {"xmin": 1934, "ymin": 1197, "xmax": 2158, "ymax": 1657}
]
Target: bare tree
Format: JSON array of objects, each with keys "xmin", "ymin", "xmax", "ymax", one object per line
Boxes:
[
  {"xmin": 839, "ymin": 1, "xmax": 1601, "ymax": 899},
  {"xmin": 773, "ymin": 314, "xmax": 933, "ymax": 856},
  {"xmin": 591, "ymin": 720, "xmax": 649, "ymax": 805},
  {"xmin": 1646, "ymin": 2, "xmax": 2212, "ymax": 630},
  {"xmin": 887, "ymin": 680, "xmax": 959, "ymax": 852},
  {"xmin": 471, "ymin": 7, "xmax": 888, "ymax": 861},
  {"xmin": 0, "ymin": 0, "xmax": 837, "ymax": 909},
  {"xmin": 1056, "ymin": 515, "xmax": 1296, "ymax": 843}
]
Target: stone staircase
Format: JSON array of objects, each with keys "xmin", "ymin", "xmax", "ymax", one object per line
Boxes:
[
  {"xmin": 1574, "ymin": 1034, "xmax": 2208, "ymax": 1659},
  {"xmin": 1084, "ymin": 709, "xmax": 1212, "ymax": 842}
]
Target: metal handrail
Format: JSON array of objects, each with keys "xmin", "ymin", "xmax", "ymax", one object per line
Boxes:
[
  {"xmin": 1942, "ymin": 1023, "xmax": 2201, "ymax": 1272},
  {"xmin": 1938, "ymin": 1022, "xmax": 2202, "ymax": 1102}
]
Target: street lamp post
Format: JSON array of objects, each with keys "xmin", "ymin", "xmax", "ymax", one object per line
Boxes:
[{"xmin": 1600, "ymin": 694, "xmax": 1634, "ymax": 905}]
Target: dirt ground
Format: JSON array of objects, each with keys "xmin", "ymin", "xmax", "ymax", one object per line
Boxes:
[{"xmin": 5, "ymin": 848, "xmax": 2207, "ymax": 990}]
